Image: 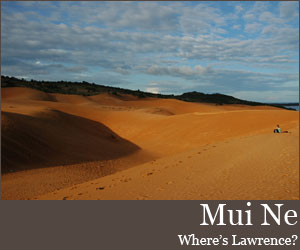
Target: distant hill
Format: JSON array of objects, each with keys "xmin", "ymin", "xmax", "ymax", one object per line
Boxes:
[
  {"xmin": 179, "ymin": 91, "xmax": 259, "ymax": 105},
  {"xmin": 0, "ymin": 75, "xmax": 293, "ymax": 110}
]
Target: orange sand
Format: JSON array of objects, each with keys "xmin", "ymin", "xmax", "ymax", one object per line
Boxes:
[{"xmin": 1, "ymin": 87, "xmax": 299, "ymax": 200}]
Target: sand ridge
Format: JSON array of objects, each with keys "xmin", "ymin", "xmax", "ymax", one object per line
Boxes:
[
  {"xmin": 1, "ymin": 87, "xmax": 299, "ymax": 200},
  {"xmin": 1, "ymin": 109, "xmax": 140, "ymax": 173}
]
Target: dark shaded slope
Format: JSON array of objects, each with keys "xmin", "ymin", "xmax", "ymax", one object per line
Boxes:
[{"xmin": 1, "ymin": 110, "xmax": 140, "ymax": 173}]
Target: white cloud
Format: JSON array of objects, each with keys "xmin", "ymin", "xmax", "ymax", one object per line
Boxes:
[
  {"xmin": 146, "ymin": 87, "xmax": 160, "ymax": 94},
  {"xmin": 243, "ymin": 13, "xmax": 256, "ymax": 21},
  {"xmin": 235, "ymin": 5, "xmax": 244, "ymax": 14},
  {"xmin": 259, "ymin": 11, "xmax": 284, "ymax": 24},
  {"xmin": 147, "ymin": 65, "xmax": 214, "ymax": 78},
  {"xmin": 279, "ymin": 1, "xmax": 299, "ymax": 20},
  {"xmin": 252, "ymin": 1, "xmax": 270, "ymax": 13},
  {"xmin": 242, "ymin": 1, "xmax": 269, "ymax": 22},
  {"xmin": 25, "ymin": 40, "xmax": 40, "ymax": 46},
  {"xmin": 115, "ymin": 67, "xmax": 130, "ymax": 75},
  {"xmin": 245, "ymin": 23, "xmax": 262, "ymax": 33}
]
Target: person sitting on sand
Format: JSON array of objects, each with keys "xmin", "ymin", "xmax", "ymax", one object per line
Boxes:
[
  {"xmin": 274, "ymin": 125, "xmax": 281, "ymax": 133},
  {"xmin": 273, "ymin": 125, "xmax": 290, "ymax": 133}
]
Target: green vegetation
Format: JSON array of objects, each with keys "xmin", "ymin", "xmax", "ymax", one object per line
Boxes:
[{"xmin": 1, "ymin": 75, "xmax": 294, "ymax": 110}]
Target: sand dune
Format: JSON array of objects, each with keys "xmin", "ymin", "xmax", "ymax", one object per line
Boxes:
[
  {"xmin": 2, "ymin": 87, "xmax": 57, "ymax": 102},
  {"xmin": 1, "ymin": 87, "xmax": 299, "ymax": 200},
  {"xmin": 1, "ymin": 109, "xmax": 139, "ymax": 173},
  {"xmin": 53, "ymin": 93, "xmax": 91, "ymax": 104}
]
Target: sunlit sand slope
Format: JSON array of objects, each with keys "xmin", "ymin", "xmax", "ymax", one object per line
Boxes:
[{"xmin": 37, "ymin": 128, "xmax": 299, "ymax": 200}]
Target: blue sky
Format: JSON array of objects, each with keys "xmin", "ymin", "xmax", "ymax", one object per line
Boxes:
[{"xmin": 1, "ymin": 1, "xmax": 299, "ymax": 102}]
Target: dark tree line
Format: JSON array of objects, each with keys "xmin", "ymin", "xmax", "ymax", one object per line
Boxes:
[{"xmin": 1, "ymin": 75, "xmax": 294, "ymax": 110}]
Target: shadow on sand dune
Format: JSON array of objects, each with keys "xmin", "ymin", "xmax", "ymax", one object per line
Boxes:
[{"xmin": 1, "ymin": 110, "xmax": 140, "ymax": 173}]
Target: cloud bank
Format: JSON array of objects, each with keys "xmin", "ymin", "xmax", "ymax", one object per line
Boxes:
[{"xmin": 1, "ymin": 1, "xmax": 299, "ymax": 102}]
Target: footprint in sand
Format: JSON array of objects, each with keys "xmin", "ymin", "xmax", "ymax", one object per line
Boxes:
[
  {"xmin": 120, "ymin": 178, "xmax": 132, "ymax": 182},
  {"xmin": 62, "ymin": 196, "xmax": 68, "ymax": 200},
  {"xmin": 136, "ymin": 195, "xmax": 149, "ymax": 200},
  {"xmin": 198, "ymin": 152, "xmax": 201, "ymax": 154},
  {"xmin": 96, "ymin": 187, "xmax": 105, "ymax": 190},
  {"xmin": 147, "ymin": 172, "xmax": 153, "ymax": 176}
]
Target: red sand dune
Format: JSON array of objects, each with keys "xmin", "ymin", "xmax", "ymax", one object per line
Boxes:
[
  {"xmin": 1, "ymin": 87, "xmax": 299, "ymax": 200},
  {"xmin": 2, "ymin": 87, "xmax": 57, "ymax": 102},
  {"xmin": 1, "ymin": 109, "xmax": 139, "ymax": 173}
]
